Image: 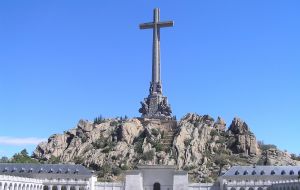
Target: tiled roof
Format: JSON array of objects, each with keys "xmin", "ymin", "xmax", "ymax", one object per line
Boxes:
[
  {"xmin": 223, "ymin": 166, "xmax": 300, "ymax": 177},
  {"xmin": 0, "ymin": 163, "xmax": 93, "ymax": 177}
]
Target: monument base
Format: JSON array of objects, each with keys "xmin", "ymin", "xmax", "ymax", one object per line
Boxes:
[{"xmin": 139, "ymin": 93, "xmax": 172, "ymax": 120}]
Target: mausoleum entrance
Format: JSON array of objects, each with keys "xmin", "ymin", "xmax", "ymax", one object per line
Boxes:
[{"xmin": 153, "ymin": 182, "xmax": 160, "ymax": 190}]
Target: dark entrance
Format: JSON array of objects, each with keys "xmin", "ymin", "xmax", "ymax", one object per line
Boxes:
[{"xmin": 153, "ymin": 182, "xmax": 161, "ymax": 190}]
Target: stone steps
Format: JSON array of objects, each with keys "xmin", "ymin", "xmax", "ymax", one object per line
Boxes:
[{"xmin": 159, "ymin": 131, "xmax": 176, "ymax": 151}]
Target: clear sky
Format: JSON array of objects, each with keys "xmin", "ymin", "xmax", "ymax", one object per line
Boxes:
[{"xmin": 0, "ymin": 1, "xmax": 299, "ymax": 158}]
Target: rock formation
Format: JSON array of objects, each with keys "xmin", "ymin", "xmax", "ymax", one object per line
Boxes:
[{"xmin": 33, "ymin": 113, "xmax": 300, "ymax": 182}]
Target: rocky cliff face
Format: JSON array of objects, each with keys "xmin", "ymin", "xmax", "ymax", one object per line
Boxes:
[{"xmin": 33, "ymin": 113, "xmax": 300, "ymax": 182}]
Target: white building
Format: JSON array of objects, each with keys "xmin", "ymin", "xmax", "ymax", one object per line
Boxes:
[
  {"xmin": 0, "ymin": 164, "xmax": 96, "ymax": 190},
  {"xmin": 219, "ymin": 166, "xmax": 300, "ymax": 190},
  {"xmin": 1, "ymin": 164, "xmax": 300, "ymax": 190}
]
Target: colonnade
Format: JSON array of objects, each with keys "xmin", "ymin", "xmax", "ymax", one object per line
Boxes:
[
  {"xmin": 0, "ymin": 175, "xmax": 43, "ymax": 190},
  {"xmin": 271, "ymin": 182, "xmax": 300, "ymax": 190},
  {"xmin": 43, "ymin": 178, "xmax": 90, "ymax": 190},
  {"xmin": 0, "ymin": 176, "xmax": 91, "ymax": 190}
]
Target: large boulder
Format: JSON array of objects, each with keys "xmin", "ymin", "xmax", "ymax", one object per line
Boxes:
[{"xmin": 227, "ymin": 117, "xmax": 259, "ymax": 156}]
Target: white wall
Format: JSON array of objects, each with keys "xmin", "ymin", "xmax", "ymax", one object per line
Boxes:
[{"xmin": 95, "ymin": 182, "xmax": 123, "ymax": 190}]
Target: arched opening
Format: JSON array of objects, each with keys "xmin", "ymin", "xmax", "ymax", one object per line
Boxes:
[
  {"xmin": 4, "ymin": 183, "xmax": 8, "ymax": 190},
  {"xmin": 9, "ymin": 183, "xmax": 13, "ymax": 190},
  {"xmin": 153, "ymin": 183, "xmax": 160, "ymax": 190},
  {"xmin": 70, "ymin": 187, "xmax": 76, "ymax": 190},
  {"xmin": 43, "ymin": 186, "xmax": 48, "ymax": 190},
  {"xmin": 240, "ymin": 187, "xmax": 245, "ymax": 190},
  {"xmin": 249, "ymin": 188, "xmax": 254, "ymax": 190},
  {"xmin": 230, "ymin": 188, "xmax": 236, "ymax": 190},
  {"xmin": 258, "ymin": 187, "xmax": 263, "ymax": 190}
]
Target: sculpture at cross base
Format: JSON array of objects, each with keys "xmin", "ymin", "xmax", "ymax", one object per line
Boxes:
[{"xmin": 138, "ymin": 8, "xmax": 173, "ymax": 120}]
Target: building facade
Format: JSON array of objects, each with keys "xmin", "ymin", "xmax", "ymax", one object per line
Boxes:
[
  {"xmin": 219, "ymin": 166, "xmax": 300, "ymax": 190},
  {"xmin": 1, "ymin": 164, "xmax": 300, "ymax": 190},
  {"xmin": 0, "ymin": 164, "xmax": 96, "ymax": 190}
]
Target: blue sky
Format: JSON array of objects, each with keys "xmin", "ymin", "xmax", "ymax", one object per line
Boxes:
[{"xmin": 0, "ymin": 1, "xmax": 299, "ymax": 157}]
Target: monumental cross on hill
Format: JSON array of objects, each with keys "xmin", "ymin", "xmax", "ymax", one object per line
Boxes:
[{"xmin": 139, "ymin": 8, "xmax": 173, "ymax": 120}]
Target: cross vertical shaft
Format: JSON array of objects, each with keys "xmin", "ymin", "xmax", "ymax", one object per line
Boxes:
[
  {"xmin": 140, "ymin": 8, "xmax": 174, "ymax": 95},
  {"xmin": 152, "ymin": 8, "xmax": 160, "ymax": 84}
]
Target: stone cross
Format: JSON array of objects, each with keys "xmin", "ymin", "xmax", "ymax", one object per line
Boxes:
[{"xmin": 140, "ymin": 8, "xmax": 174, "ymax": 94}]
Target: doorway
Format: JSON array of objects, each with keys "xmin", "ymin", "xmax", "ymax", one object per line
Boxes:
[{"xmin": 153, "ymin": 183, "xmax": 160, "ymax": 190}]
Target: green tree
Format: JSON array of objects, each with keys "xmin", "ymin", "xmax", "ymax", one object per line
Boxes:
[
  {"xmin": 214, "ymin": 154, "xmax": 229, "ymax": 175},
  {"xmin": 11, "ymin": 149, "xmax": 39, "ymax": 163}
]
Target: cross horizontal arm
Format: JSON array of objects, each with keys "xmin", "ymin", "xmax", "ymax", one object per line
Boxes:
[
  {"xmin": 157, "ymin": 21, "xmax": 174, "ymax": 28},
  {"xmin": 139, "ymin": 21, "xmax": 174, "ymax": 29},
  {"xmin": 139, "ymin": 22, "xmax": 155, "ymax": 29}
]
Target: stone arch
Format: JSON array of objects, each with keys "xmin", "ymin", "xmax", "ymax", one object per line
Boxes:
[
  {"xmin": 43, "ymin": 186, "xmax": 48, "ymax": 190},
  {"xmin": 240, "ymin": 187, "xmax": 245, "ymax": 190},
  {"xmin": 231, "ymin": 188, "xmax": 236, "ymax": 190},
  {"xmin": 70, "ymin": 187, "xmax": 76, "ymax": 190},
  {"xmin": 4, "ymin": 183, "xmax": 8, "ymax": 190},
  {"xmin": 9, "ymin": 183, "xmax": 12, "ymax": 190},
  {"xmin": 258, "ymin": 187, "xmax": 263, "ymax": 190},
  {"xmin": 13, "ymin": 183, "xmax": 18, "ymax": 190},
  {"xmin": 249, "ymin": 187, "xmax": 254, "ymax": 190},
  {"xmin": 8, "ymin": 183, "xmax": 13, "ymax": 190},
  {"xmin": 18, "ymin": 184, "xmax": 22, "ymax": 190}
]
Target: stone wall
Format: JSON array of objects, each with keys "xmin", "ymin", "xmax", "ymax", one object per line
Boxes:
[{"xmin": 95, "ymin": 182, "xmax": 124, "ymax": 190}]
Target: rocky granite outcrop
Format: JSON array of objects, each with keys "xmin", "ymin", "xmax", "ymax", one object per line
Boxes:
[
  {"xmin": 33, "ymin": 113, "xmax": 300, "ymax": 182},
  {"xmin": 227, "ymin": 117, "xmax": 259, "ymax": 156}
]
